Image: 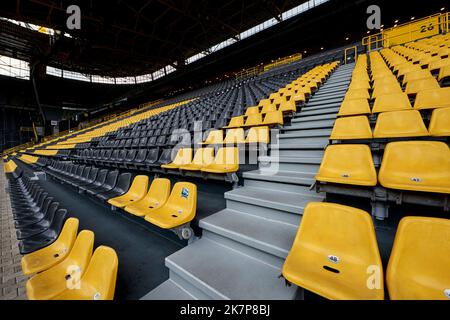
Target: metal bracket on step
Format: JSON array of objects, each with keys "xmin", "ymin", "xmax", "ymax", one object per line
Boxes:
[{"xmin": 371, "ymin": 187, "xmax": 389, "ymax": 220}]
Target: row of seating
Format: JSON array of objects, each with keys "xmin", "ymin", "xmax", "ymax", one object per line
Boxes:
[
  {"xmin": 3, "ymin": 160, "xmax": 120, "ymax": 300},
  {"xmin": 7, "ymin": 173, "xmax": 68, "ymax": 255},
  {"xmin": 282, "ymin": 202, "xmax": 450, "ymax": 300},
  {"xmin": 161, "ymin": 147, "xmax": 239, "ymax": 174},
  {"xmin": 316, "ymin": 141, "xmax": 450, "ymax": 194},
  {"xmin": 43, "ymin": 161, "xmax": 198, "ymax": 237},
  {"xmin": 224, "ymin": 62, "xmax": 339, "ymax": 129},
  {"xmin": 24, "ymin": 218, "xmax": 118, "ymax": 300},
  {"xmin": 330, "ymin": 108, "xmax": 449, "ymax": 140},
  {"xmin": 107, "ymin": 176, "xmax": 197, "ymax": 234}
]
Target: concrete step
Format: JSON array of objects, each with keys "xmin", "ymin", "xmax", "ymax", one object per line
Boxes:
[
  {"xmin": 226, "ymin": 185, "xmax": 322, "ymax": 216},
  {"xmin": 278, "ymin": 140, "xmax": 328, "ymax": 149},
  {"xmin": 282, "ymin": 119, "xmax": 335, "ymax": 130},
  {"xmin": 280, "ymin": 127, "xmax": 332, "ymax": 137},
  {"xmin": 278, "ymin": 147, "xmax": 324, "ymax": 158},
  {"xmin": 279, "ymin": 136, "xmax": 330, "ymax": 146},
  {"xmin": 243, "ymin": 169, "xmax": 316, "ymax": 186},
  {"xmin": 164, "ymin": 236, "xmax": 297, "ymax": 299},
  {"xmin": 200, "ymin": 209, "xmax": 299, "ymax": 259},
  {"xmin": 141, "ymin": 278, "xmax": 197, "ymax": 300},
  {"xmin": 294, "ymin": 106, "xmax": 340, "ymax": 118},
  {"xmin": 310, "ymin": 91, "xmax": 346, "ymax": 101},
  {"xmin": 300, "ymin": 102, "xmax": 342, "ymax": 112},
  {"xmin": 291, "ymin": 113, "xmax": 336, "ymax": 122},
  {"xmin": 307, "ymin": 97, "xmax": 343, "ymax": 107}
]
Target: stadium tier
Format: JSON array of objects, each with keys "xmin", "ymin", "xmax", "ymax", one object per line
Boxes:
[{"xmin": 1, "ymin": 2, "xmax": 449, "ymax": 305}]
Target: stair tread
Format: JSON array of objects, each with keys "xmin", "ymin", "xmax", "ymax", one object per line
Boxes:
[
  {"xmin": 226, "ymin": 186, "xmax": 322, "ymax": 212},
  {"xmin": 166, "ymin": 237, "xmax": 297, "ymax": 299},
  {"xmin": 141, "ymin": 280, "xmax": 196, "ymax": 300},
  {"xmin": 200, "ymin": 209, "xmax": 299, "ymax": 258},
  {"xmin": 258, "ymin": 156, "xmax": 323, "ymax": 164}
]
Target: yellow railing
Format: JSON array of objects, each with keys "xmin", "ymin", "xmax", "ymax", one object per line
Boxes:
[
  {"xmin": 344, "ymin": 46, "xmax": 358, "ymax": 64},
  {"xmin": 235, "ymin": 65, "xmax": 264, "ymax": 79},
  {"xmin": 263, "ymin": 53, "xmax": 302, "ymax": 72},
  {"xmin": 363, "ymin": 12, "xmax": 449, "ymax": 51}
]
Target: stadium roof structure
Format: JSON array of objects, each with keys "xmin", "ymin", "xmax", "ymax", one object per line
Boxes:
[{"xmin": 0, "ymin": 0, "xmax": 315, "ymax": 78}]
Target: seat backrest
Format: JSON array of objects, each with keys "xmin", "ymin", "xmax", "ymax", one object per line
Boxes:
[
  {"xmin": 428, "ymin": 107, "xmax": 450, "ymax": 136},
  {"xmin": 144, "ymin": 178, "xmax": 170, "ymax": 208},
  {"xmin": 170, "ymin": 148, "xmax": 192, "ymax": 165},
  {"xmin": 316, "ymin": 144, "xmax": 377, "ymax": 186},
  {"xmin": 87, "ymin": 168, "xmax": 99, "ymax": 182},
  {"xmin": 57, "ymin": 217, "xmax": 79, "ymax": 250},
  {"xmin": 203, "ymin": 130, "xmax": 223, "ymax": 144},
  {"xmin": 81, "ymin": 246, "xmax": 119, "ymax": 300},
  {"xmin": 282, "ymin": 202, "xmax": 384, "ymax": 300},
  {"xmin": 373, "ymin": 110, "xmax": 429, "ymax": 138},
  {"xmin": 43, "ymin": 202, "xmax": 60, "ymax": 221},
  {"xmin": 224, "ymin": 128, "xmax": 245, "ymax": 144},
  {"xmin": 113, "ymin": 173, "xmax": 132, "ymax": 194},
  {"xmin": 387, "ymin": 216, "xmax": 450, "ymax": 300},
  {"xmin": 127, "ymin": 175, "xmax": 149, "ymax": 198},
  {"xmin": 244, "ymin": 113, "xmax": 263, "ymax": 126},
  {"xmin": 135, "ymin": 149, "xmax": 147, "ymax": 162},
  {"xmin": 81, "ymin": 167, "xmax": 91, "ymax": 179},
  {"xmin": 94, "ymin": 169, "xmax": 109, "ymax": 185},
  {"xmin": 378, "ymin": 141, "xmax": 450, "ymax": 193},
  {"xmin": 62, "ymin": 230, "xmax": 95, "ymax": 284},
  {"xmin": 166, "ymin": 182, "xmax": 197, "ymax": 218},
  {"xmin": 213, "ymin": 147, "xmax": 239, "ymax": 167},
  {"xmin": 192, "ymin": 148, "xmax": 214, "ymax": 166}
]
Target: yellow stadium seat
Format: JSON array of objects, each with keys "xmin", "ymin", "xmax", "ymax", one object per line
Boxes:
[
  {"xmin": 54, "ymin": 246, "xmax": 118, "ymax": 300},
  {"xmin": 348, "ymin": 80, "xmax": 371, "ymax": 90},
  {"xmin": 224, "ymin": 116, "xmax": 244, "ymax": 128},
  {"xmin": 414, "ymin": 87, "xmax": 450, "ymax": 110},
  {"xmin": 337, "ymin": 99, "xmax": 371, "ymax": 116},
  {"xmin": 26, "ymin": 230, "xmax": 95, "ymax": 300},
  {"xmin": 178, "ymin": 148, "xmax": 215, "ymax": 171},
  {"xmin": 161, "ymin": 148, "xmax": 193, "ymax": 169},
  {"xmin": 316, "ymin": 144, "xmax": 377, "ymax": 186},
  {"xmin": 344, "ymin": 89, "xmax": 370, "ymax": 100},
  {"xmin": 244, "ymin": 113, "xmax": 263, "ymax": 127},
  {"xmin": 261, "ymin": 102, "xmax": 277, "ymax": 114},
  {"xmin": 262, "ymin": 110, "xmax": 284, "ymax": 126},
  {"xmin": 405, "ymin": 77, "xmax": 440, "ymax": 95},
  {"xmin": 144, "ymin": 182, "xmax": 197, "ymax": 229},
  {"xmin": 428, "ymin": 107, "xmax": 450, "ymax": 136},
  {"xmin": 379, "ymin": 141, "xmax": 450, "ymax": 194},
  {"xmin": 330, "ymin": 116, "xmax": 372, "ymax": 140},
  {"xmin": 21, "ymin": 218, "xmax": 79, "ymax": 275},
  {"xmin": 224, "ymin": 128, "xmax": 245, "ymax": 144},
  {"xmin": 107, "ymin": 175, "xmax": 149, "ymax": 208},
  {"xmin": 278, "ymin": 100, "xmax": 297, "ymax": 113},
  {"xmin": 200, "ymin": 130, "xmax": 223, "ymax": 145},
  {"xmin": 438, "ymin": 64, "xmax": 450, "ymax": 83},
  {"xmin": 387, "ymin": 216, "xmax": 450, "ymax": 300},
  {"xmin": 282, "ymin": 202, "xmax": 384, "ymax": 300},
  {"xmin": 245, "ymin": 126, "xmax": 270, "ymax": 144},
  {"xmin": 397, "ymin": 64, "xmax": 422, "ymax": 77},
  {"xmin": 245, "ymin": 106, "xmax": 260, "ymax": 116},
  {"xmin": 371, "ymin": 84, "xmax": 403, "ymax": 99},
  {"xmin": 291, "ymin": 92, "xmax": 306, "ymax": 104},
  {"xmin": 371, "ymin": 92, "xmax": 412, "ymax": 113},
  {"xmin": 428, "ymin": 57, "xmax": 450, "ymax": 73},
  {"xmin": 201, "ymin": 147, "xmax": 239, "ymax": 173},
  {"xmin": 124, "ymin": 178, "xmax": 171, "ymax": 217},
  {"xmin": 374, "ymin": 110, "xmax": 429, "ymax": 138},
  {"xmin": 258, "ymin": 99, "xmax": 272, "ymax": 108},
  {"xmin": 3, "ymin": 160, "xmax": 17, "ymax": 173},
  {"xmin": 402, "ymin": 69, "xmax": 434, "ymax": 85}
]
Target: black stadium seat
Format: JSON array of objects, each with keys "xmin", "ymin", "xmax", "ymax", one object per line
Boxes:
[{"xmin": 97, "ymin": 172, "xmax": 132, "ymax": 201}]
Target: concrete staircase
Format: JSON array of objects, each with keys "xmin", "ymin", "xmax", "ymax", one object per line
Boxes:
[{"xmin": 141, "ymin": 63, "xmax": 354, "ymax": 300}]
